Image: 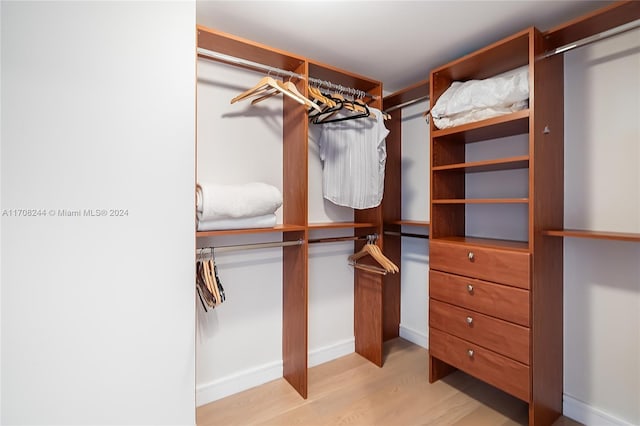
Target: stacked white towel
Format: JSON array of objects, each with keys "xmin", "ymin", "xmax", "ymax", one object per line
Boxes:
[{"xmin": 196, "ymin": 182, "xmax": 283, "ymax": 231}]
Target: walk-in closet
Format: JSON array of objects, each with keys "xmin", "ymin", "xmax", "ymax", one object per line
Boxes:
[
  {"xmin": 194, "ymin": 3, "xmax": 639, "ymax": 425},
  {"xmin": 3, "ymin": 1, "xmax": 637, "ymax": 425}
]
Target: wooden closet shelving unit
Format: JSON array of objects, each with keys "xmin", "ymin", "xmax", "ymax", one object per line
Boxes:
[
  {"xmin": 426, "ymin": 26, "xmax": 565, "ymax": 426},
  {"xmin": 379, "ymin": 4, "xmax": 639, "ymax": 426},
  {"xmin": 196, "ymin": 25, "xmax": 387, "ymax": 399},
  {"xmin": 195, "ymin": 0, "xmax": 638, "ymax": 415},
  {"xmin": 424, "ymin": 3, "xmax": 639, "ymax": 422}
]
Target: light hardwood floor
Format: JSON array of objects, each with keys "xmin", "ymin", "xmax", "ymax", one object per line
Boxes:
[{"xmin": 197, "ymin": 338, "xmax": 581, "ymax": 425}]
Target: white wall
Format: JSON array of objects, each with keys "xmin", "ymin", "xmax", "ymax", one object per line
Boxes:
[
  {"xmin": 1, "ymin": 2, "xmax": 196, "ymax": 425},
  {"xmin": 562, "ymin": 28, "xmax": 640, "ymax": 426}
]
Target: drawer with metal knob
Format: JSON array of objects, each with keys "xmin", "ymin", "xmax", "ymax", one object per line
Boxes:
[
  {"xmin": 429, "ymin": 328, "xmax": 530, "ymax": 402},
  {"xmin": 430, "ymin": 240, "xmax": 530, "ymax": 289},
  {"xmin": 429, "ymin": 299, "xmax": 529, "ymax": 364},
  {"xmin": 429, "ymin": 270, "xmax": 529, "ymax": 326}
]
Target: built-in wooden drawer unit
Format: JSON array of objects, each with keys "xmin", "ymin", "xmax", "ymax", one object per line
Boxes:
[
  {"xmin": 429, "ymin": 328, "xmax": 530, "ymax": 402},
  {"xmin": 429, "ymin": 270, "xmax": 530, "ymax": 326},
  {"xmin": 430, "ymin": 240, "xmax": 531, "ymax": 289},
  {"xmin": 429, "ymin": 299, "xmax": 529, "ymax": 364}
]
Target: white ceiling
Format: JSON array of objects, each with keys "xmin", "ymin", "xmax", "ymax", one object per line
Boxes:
[{"xmin": 197, "ymin": 0, "xmax": 614, "ymax": 93}]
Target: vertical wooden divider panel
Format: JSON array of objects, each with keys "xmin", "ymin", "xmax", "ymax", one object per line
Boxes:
[
  {"xmin": 353, "ymin": 84, "xmax": 385, "ymax": 366},
  {"xmin": 529, "ymin": 30, "xmax": 564, "ymax": 425},
  {"xmin": 282, "ymin": 61, "xmax": 309, "ymax": 398},
  {"xmin": 382, "ymin": 108, "xmax": 402, "ymax": 342}
]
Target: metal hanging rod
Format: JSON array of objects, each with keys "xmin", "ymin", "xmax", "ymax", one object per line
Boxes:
[
  {"xmin": 197, "ymin": 48, "xmax": 380, "ymax": 101},
  {"xmin": 383, "ymin": 95, "xmax": 430, "ymax": 114},
  {"xmin": 197, "ymin": 47, "xmax": 306, "ymax": 80},
  {"xmin": 308, "ymin": 77, "xmax": 380, "ymax": 100},
  {"xmin": 308, "ymin": 234, "xmax": 377, "ymax": 245},
  {"xmin": 197, "ymin": 239, "xmax": 304, "ymax": 255},
  {"xmin": 384, "ymin": 231, "xmax": 430, "ymax": 240},
  {"xmin": 542, "ymin": 18, "xmax": 640, "ymax": 59}
]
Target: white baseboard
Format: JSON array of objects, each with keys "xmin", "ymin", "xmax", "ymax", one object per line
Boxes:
[
  {"xmin": 308, "ymin": 337, "xmax": 355, "ymax": 367},
  {"xmin": 399, "ymin": 324, "xmax": 428, "ymax": 348},
  {"xmin": 563, "ymin": 394, "xmax": 633, "ymax": 426},
  {"xmin": 196, "ymin": 360, "xmax": 283, "ymax": 407},
  {"xmin": 196, "ymin": 339, "xmax": 355, "ymax": 407}
]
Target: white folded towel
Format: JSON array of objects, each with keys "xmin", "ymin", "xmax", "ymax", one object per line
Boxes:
[
  {"xmin": 196, "ymin": 182, "xmax": 283, "ymax": 221},
  {"xmin": 197, "ymin": 214, "xmax": 277, "ymax": 231}
]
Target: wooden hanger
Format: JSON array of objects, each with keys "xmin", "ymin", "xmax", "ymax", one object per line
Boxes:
[
  {"xmin": 230, "ymin": 76, "xmax": 277, "ymax": 103},
  {"xmin": 201, "ymin": 258, "xmax": 218, "ymax": 305},
  {"xmin": 196, "ymin": 261, "xmax": 215, "ymax": 309},
  {"xmin": 231, "ymin": 76, "xmax": 311, "ymax": 108},
  {"xmin": 230, "ymin": 75, "xmax": 321, "ymax": 112},
  {"xmin": 207, "ymin": 258, "xmax": 222, "ymax": 304},
  {"xmin": 251, "ymin": 80, "xmax": 322, "ymax": 112},
  {"xmin": 308, "ymin": 85, "xmax": 336, "ymax": 108},
  {"xmin": 348, "ymin": 238, "xmax": 398, "ymax": 274},
  {"xmin": 367, "ymin": 243, "xmax": 399, "ymax": 273},
  {"xmin": 354, "ymin": 98, "xmax": 377, "ymax": 119},
  {"xmin": 348, "ymin": 244, "xmax": 390, "ymax": 275},
  {"xmin": 197, "ymin": 260, "xmax": 216, "ymax": 308}
]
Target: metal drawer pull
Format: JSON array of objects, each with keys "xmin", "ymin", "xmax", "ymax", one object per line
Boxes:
[
  {"xmin": 468, "ymin": 251, "xmax": 475, "ymax": 261},
  {"xmin": 467, "ymin": 349, "xmax": 474, "ymax": 358},
  {"xmin": 467, "ymin": 284, "xmax": 474, "ymax": 293},
  {"xmin": 466, "ymin": 316, "xmax": 473, "ymax": 325}
]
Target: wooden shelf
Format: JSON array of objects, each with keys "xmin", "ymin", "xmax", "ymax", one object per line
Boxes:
[
  {"xmin": 433, "ymin": 155, "xmax": 529, "ymax": 173},
  {"xmin": 431, "ymin": 110, "xmax": 530, "ymax": 143},
  {"xmin": 196, "ymin": 224, "xmax": 306, "ymax": 238},
  {"xmin": 543, "ymin": 229, "xmax": 640, "ymax": 242},
  {"xmin": 543, "ymin": 2, "xmax": 640, "ymax": 52},
  {"xmin": 432, "ymin": 198, "xmax": 529, "ymax": 204},
  {"xmin": 432, "ymin": 236, "xmax": 530, "ymax": 252},
  {"xmin": 385, "ymin": 220, "xmax": 430, "ymax": 228},
  {"xmin": 431, "ymin": 28, "xmax": 530, "ymax": 84},
  {"xmin": 383, "ymin": 79, "xmax": 430, "ymax": 110},
  {"xmin": 308, "ymin": 222, "xmax": 377, "ymax": 230},
  {"xmin": 197, "ymin": 25, "xmax": 305, "ymax": 73},
  {"xmin": 309, "ymin": 61, "xmax": 380, "ymax": 94}
]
